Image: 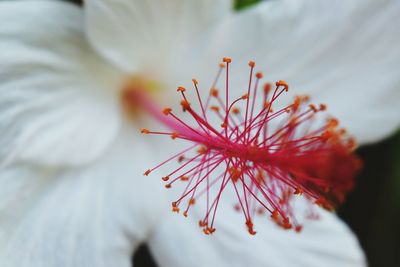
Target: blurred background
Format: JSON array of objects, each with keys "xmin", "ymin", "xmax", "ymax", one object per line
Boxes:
[
  {"xmin": 64, "ymin": 0, "xmax": 400, "ymax": 266},
  {"xmin": 338, "ymin": 130, "xmax": 400, "ymax": 267}
]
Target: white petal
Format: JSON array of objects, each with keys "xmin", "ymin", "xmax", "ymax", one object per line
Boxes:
[
  {"xmin": 0, "ymin": 1, "xmax": 124, "ymax": 167},
  {"xmin": 85, "ymin": 0, "xmax": 233, "ymax": 73},
  {"xmin": 180, "ymin": 0, "xmax": 400, "ymax": 145},
  {"xmin": 149, "ymin": 200, "xmax": 366, "ymax": 267},
  {"xmin": 0, "ymin": 126, "xmax": 168, "ymax": 267}
]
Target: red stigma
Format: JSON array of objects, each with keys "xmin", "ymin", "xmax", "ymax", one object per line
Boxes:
[{"xmin": 143, "ymin": 59, "xmax": 362, "ymax": 235}]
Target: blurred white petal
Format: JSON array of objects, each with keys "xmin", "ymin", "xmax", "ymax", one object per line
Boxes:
[
  {"xmin": 0, "ymin": 0, "xmax": 124, "ymax": 167},
  {"xmin": 1, "ymin": 0, "xmax": 386, "ymax": 266},
  {"xmin": 149, "ymin": 199, "xmax": 366, "ymax": 267},
  {"xmin": 85, "ymin": 0, "xmax": 233, "ymax": 73},
  {"xmin": 0, "ymin": 127, "xmax": 167, "ymax": 267},
  {"xmin": 182, "ymin": 0, "xmax": 400, "ymax": 144}
]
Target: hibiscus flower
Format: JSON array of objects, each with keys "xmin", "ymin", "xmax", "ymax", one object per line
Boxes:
[{"xmin": 1, "ymin": 0, "xmax": 399, "ymax": 266}]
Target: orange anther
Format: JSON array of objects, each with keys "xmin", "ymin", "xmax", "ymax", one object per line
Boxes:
[
  {"xmin": 178, "ymin": 155, "xmax": 185, "ymax": 163},
  {"xmin": 140, "ymin": 128, "xmax": 150, "ymax": 134},
  {"xmin": 170, "ymin": 132, "xmax": 179, "ymax": 139},
  {"xmin": 288, "ymin": 117, "xmax": 298, "ymax": 127},
  {"xmin": 321, "ymin": 130, "xmax": 334, "ymax": 141},
  {"xmin": 143, "ymin": 169, "xmax": 151, "ymax": 176},
  {"xmin": 246, "ymin": 219, "xmax": 253, "ymax": 227},
  {"xmin": 276, "ymin": 80, "xmax": 289, "ymax": 91},
  {"xmin": 180, "ymin": 176, "xmax": 189, "ymax": 181},
  {"xmin": 271, "ymin": 209, "xmax": 280, "ymax": 221},
  {"xmin": 309, "ymin": 104, "xmax": 318, "ymax": 113},
  {"xmin": 263, "ymin": 83, "xmax": 271, "ymax": 94},
  {"xmin": 223, "ymin": 57, "xmax": 232, "ymax": 63},
  {"xmin": 204, "ymin": 227, "xmax": 215, "ymax": 235},
  {"xmin": 197, "ymin": 146, "xmax": 207, "ymax": 154},
  {"xmin": 220, "ymin": 122, "xmax": 227, "ymax": 128},
  {"xmin": 241, "ymin": 94, "xmax": 249, "ymax": 100},
  {"xmin": 183, "ymin": 211, "xmax": 188, "ymax": 217},
  {"xmin": 210, "ymin": 88, "xmax": 219, "ymax": 97},
  {"xmin": 163, "ymin": 107, "xmax": 172, "ymax": 115},
  {"xmin": 246, "ymin": 220, "xmax": 257, "ymax": 235},
  {"xmin": 192, "ymin": 78, "xmax": 198, "ymax": 85},
  {"xmin": 189, "ymin": 198, "xmax": 196, "ymax": 205},
  {"xmin": 256, "ymin": 72, "xmax": 263, "ymax": 79},
  {"xmin": 177, "ymin": 86, "xmax": 186, "ymax": 92},
  {"xmin": 295, "ymin": 225, "xmax": 303, "ymax": 233},
  {"xmin": 256, "ymin": 171, "xmax": 265, "ymax": 182},
  {"xmin": 232, "ymin": 107, "xmax": 240, "ymax": 114},
  {"xmin": 162, "ymin": 176, "xmax": 169, "ymax": 181},
  {"xmin": 248, "ymin": 60, "xmax": 255, "ymax": 67},
  {"xmin": 292, "ymin": 96, "xmax": 301, "ymax": 112},
  {"xmin": 327, "ymin": 118, "xmax": 339, "ymax": 128},
  {"xmin": 172, "ymin": 206, "xmax": 180, "ymax": 213},
  {"xmin": 180, "ymin": 99, "xmax": 191, "ymax": 111},
  {"xmin": 319, "ymin": 103, "xmax": 327, "ymax": 111},
  {"xmin": 282, "ymin": 217, "xmax": 292, "ymax": 230},
  {"xmin": 165, "ymin": 184, "xmax": 171, "ymax": 189},
  {"xmin": 218, "ymin": 63, "xmax": 225, "ymax": 68},
  {"xmin": 229, "ymin": 167, "xmax": 242, "ymax": 182},
  {"xmin": 338, "ymin": 128, "xmax": 347, "ymax": 135},
  {"xmin": 294, "ymin": 187, "xmax": 303, "ymax": 195},
  {"xmin": 302, "ymin": 95, "xmax": 311, "ymax": 102},
  {"xmin": 210, "ymin": 106, "xmax": 220, "ymax": 112}
]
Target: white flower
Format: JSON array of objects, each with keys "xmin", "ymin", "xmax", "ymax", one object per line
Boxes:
[{"xmin": 0, "ymin": 0, "xmax": 399, "ymax": 266}]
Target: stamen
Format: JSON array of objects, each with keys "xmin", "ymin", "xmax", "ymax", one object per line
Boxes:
[
  {"xmin": 142, "ymin": 58, "xmax": 362, "ymax": 235},
  {"xmin": 163, "ymin": 107, "xmax": 172, "ymax": 115}
]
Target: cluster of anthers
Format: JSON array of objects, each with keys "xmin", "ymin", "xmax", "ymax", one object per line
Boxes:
[{"xmin": 142, "ymin": 58, "xmax": 362, "ymax": 235}]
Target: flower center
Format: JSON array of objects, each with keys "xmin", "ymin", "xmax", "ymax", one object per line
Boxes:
[{"xmin": 120, "ymin": 75, "xmax": 163, "ymax": 118}]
